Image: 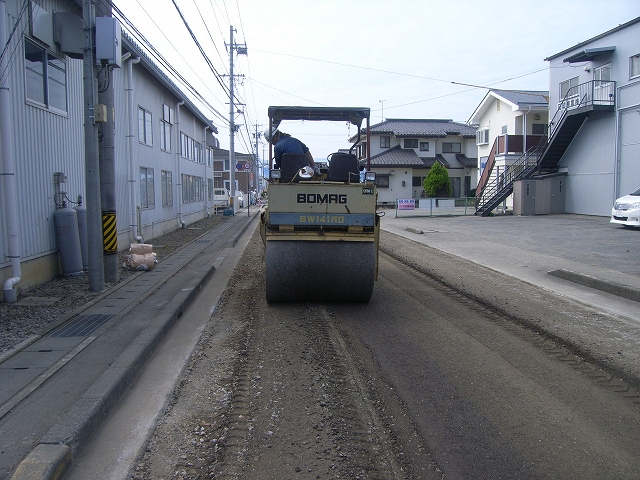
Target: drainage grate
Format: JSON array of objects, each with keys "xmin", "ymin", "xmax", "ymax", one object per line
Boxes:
[{"xmin": 46, "ymin": 314, "xmax": 115, "ymax": 338}]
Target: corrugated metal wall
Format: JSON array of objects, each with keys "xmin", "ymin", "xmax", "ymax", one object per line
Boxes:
[
  {"xmin": 1, "ymin": 0, "xmax": 84, "ymax": 268},
  {"xmin": 1, "ymin": 0, "xmax": 218, "ymax": 276}
]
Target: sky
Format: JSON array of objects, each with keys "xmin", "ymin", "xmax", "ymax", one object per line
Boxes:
[{"xmin": 113, "ymin": 0, "xmax": 640, "ymax": 163}]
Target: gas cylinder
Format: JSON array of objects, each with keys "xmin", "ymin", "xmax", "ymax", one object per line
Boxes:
[{"xmin": 54, "ymin": 205, "xmax": 83, "ymax": 277}]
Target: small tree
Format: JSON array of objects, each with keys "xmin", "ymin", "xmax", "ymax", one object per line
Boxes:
[{"xmin": 423, "ymin": 162, "xmax": 452, "ymax": 197}]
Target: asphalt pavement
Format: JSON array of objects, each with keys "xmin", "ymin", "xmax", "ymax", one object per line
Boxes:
[{"xmin": 2, "ymin": 210, "xmax": 640, "ymax": 479}]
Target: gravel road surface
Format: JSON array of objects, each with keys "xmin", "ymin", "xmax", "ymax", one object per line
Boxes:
[{"xmin": 133, "ymin": 228, "xmax": 640, "ymax": 479}]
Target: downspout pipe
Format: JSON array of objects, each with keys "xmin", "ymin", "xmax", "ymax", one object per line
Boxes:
[
  {"xmin": 523, "ymin": 106, "xmax": 531, "ymax": 153},
  {"xmin": 125, "ymin": 53, "xmax": 143, "ymax": 243},
  {"xmin": 1, "ymin": 0, "xmax": 21, "ymax": 303},
  {"xmin": 176, "ymin": 100, "xmax": 186, "ymax": 228},
  {"xmin": 203, "ymin": 125, "xmax": 210, "ymax": 217}
]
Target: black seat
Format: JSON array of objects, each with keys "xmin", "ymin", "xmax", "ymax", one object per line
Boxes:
[
  {"xmin": 327, "ymin": 153, "xmax": 359, "ymax": 182},
  {"xmin": 280, "ymin": 153, "xmax": 309, "ymax": 182}
]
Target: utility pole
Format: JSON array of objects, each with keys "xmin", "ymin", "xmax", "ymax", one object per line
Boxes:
[
  {"xmin": 97, "ymin": 0, "xmax": 118, "ymax": 283},
  {"xmin": 254, "ymin": 123, "xmax": 261, "ymax": 196},
  {"xmin": 226, "ymin": 26, "xmax": 246, "ymax": 210},
  {"xmin": 379, "ymin": 99, "xmax": 386, "ymax": 121},
  {"xmin": 83, "ymin": 0, "xmax": 105, "ymax": 292}
]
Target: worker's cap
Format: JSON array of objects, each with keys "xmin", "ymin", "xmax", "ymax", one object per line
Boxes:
[{"xmin": 264, "ymin": 126, "xmax": 279, "ymax": 142}]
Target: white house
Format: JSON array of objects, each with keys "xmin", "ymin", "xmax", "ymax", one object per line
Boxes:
[
  {"xmin": 352, "ymin": 119, "xmax": 477, "ymax": 206},
  {"xmin": 1, "ymin": 0, "xmax": 220, "ymax": 300},
  {"xmin": 469, "ymin": 90, "xmax": 549, "ymax": 210},
  {"xmin": 544, "ymin": 16, "xmax": 640, "ymax": 216}
]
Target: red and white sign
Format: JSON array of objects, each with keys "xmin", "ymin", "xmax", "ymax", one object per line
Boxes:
[{"xmin": 398, "ymin": 199, "xmax": 415, "ymax": 210}]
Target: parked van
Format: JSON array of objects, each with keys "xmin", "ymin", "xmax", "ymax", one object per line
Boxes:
[{"xmin": 213, "ymin": 188, "xmax": 230, "ymax": 209}]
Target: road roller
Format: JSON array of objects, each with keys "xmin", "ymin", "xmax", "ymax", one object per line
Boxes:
[{"xmin": 260, "ymin": 106, "xmax": 380, "ymax": 303}]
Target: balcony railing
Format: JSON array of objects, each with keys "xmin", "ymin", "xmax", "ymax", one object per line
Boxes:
[
  {"xmin": 551, "ymin": 80, "xmax": 615, "ymax": 135},
  {"xmin": 497, "ymin": 134, "xmax": 547, "ymax": 155}
]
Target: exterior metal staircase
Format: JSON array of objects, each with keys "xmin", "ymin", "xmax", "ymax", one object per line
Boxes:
[{"xmin": 475, "ymin": 80, "xmax": 615, "ymax": 216}]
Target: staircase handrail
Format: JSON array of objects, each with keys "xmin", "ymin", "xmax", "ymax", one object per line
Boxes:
[
  {"xmin": 475, "ymin": 80, "xmax": 615, "ymax": 215},
  {"xmin": 476, "ymin": 145, "xmax": 543, "ymax": 212},
  {"xmin": 476, "ymin": 138, "xmax": 498, "ymax": 198}
]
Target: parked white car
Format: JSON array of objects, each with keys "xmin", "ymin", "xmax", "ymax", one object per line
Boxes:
[{"xmin": 611, "ymin": 187, "xmax": 640, "ymax": 228}]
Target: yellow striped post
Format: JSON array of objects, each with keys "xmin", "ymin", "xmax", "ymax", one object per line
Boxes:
[{"xmin": 102, "ymin": 211, "xmax": 118, "ymax": 254}]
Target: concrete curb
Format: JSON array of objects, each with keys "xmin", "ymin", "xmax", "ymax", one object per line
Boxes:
[
  {"xmin": 10, "ymin": 214, "xmax": 257, "ymax": 480},
  {"xmin": 9, "ymin": 445, "xmax": 70, "ymax": 480},
  {"xmin": 548, "ymin": 269, "xmax": 640, "ymax": 303}
]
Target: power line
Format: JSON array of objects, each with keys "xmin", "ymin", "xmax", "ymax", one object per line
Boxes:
[
  {"xmin": 112, "ymin": 4, "xmax": 229, "ymax": 126},
  {"xmin": 170, "ymin": 0, "xmax": 231, "ymax": 98}
]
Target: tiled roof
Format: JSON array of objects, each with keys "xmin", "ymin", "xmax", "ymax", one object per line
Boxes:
[
  {"xmin": 369, "ymin": 145, "xmax": 425, "ymax": 167},
  {"xmin": 419, "ymin": 155, "xmax": 451, "ymax": 168},
  {"xmin": 367, "ymin": 119, "xmax": 477, "ymax": 138},
  {"xmin": 455, "ymin": 154, "xmax": 478, "ymax": 167}
]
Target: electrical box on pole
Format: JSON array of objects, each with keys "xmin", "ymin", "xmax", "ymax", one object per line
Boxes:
[{"xmin": 95, "ymin": 16, "xmax": 122, "ymax": 67}]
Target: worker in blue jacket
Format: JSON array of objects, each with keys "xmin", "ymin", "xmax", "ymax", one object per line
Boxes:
[{"xmin": 265, "ymin": 127, "xmax": 318, "ymax": 174}]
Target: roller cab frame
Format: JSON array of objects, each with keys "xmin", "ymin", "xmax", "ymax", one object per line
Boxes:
[{"xmin": 260, "ymin": 106, "xmax": 380, "ymax": 303}]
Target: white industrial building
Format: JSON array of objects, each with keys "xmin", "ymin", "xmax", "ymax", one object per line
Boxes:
[{"xmin": 1, "ymin": 0, "xmax": 220, "ymax": 300}]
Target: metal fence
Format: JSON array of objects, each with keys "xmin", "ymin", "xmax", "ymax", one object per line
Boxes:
[{"xmin": 388, "ymin": 197, "xmax": 477, "ymax": 217}]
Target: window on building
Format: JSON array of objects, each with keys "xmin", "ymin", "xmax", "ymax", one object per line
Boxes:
[
  {"xmin": 24, "ymin": 39, "xmax": 67, "ymax": 112},
  {"xmin": 380, "ymin": 136, "xmax": 390, "ymax": 148},
  {"xmin": 140, "ymin": 167, "xmax": 155, "ymax": 208},
  {"xmin": 138, "ymin": 107, "xmax": 153, "ymax": 145},
  {"xmin": 630, "ymin": 54, "xmax": 640, "ymax": 79},
  {"xmin": 442, "ymin": 142, "xmax": 461, "ymax": 153},
  {"xmin": 160, "ymin": 120, "xmax": 171, "ymax": 151},
  {"xmin": 403, "ymin": 138, "xmax": 418, "ymax": 149},
  {"xmin": 159, "ymin": 104, "xmax": 173, "ymax": 152},
  {"xmin": 419, "ymin": 142, "xmax": 429, "ymax": 151},
  {"xmin": 180, "ymin": 133, "xmax": 202, "ymax": 163},
  {"xmin": 206, "ymin": 147, "xmax": 213, "ymax": 167},
  {"xmin": 560, "ymin": 76, "xmax": 579, "ymax": 98},
  {"xmin": 376, "ymin": 174, "xmax": 390, "ymax": 188},
  {"xmin": 161, "ymin": 170, "xmax": 173, "ymax": 207},
  {"xmin": 594, "ymin": 63, "xmax": 611, "ymax": 86},
  {"xmin": 476, "ymin": 129, "xmax": 489, "ymax": 145},
  {"xmin": 412, "ymin": 176, "xmax": 423, "ymax": 187},
  {"xmin": 501, "ymin": 125, "xmax": 508, "ymax": 135},
  {"xmin": 208, "ymin": 179, "xmax": 214, "ymax": 199},
  {"xmin": 357, "ymin": 142, "xmax": 367, "ymax": 159},
  {"xmin": 182, "ymin": 174, "xmax": 204, "ymax": 203}
]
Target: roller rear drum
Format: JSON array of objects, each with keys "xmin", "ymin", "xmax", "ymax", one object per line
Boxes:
[{"xmin": 265, "ymin": 240, "xmax": 375, "ymax": 303}]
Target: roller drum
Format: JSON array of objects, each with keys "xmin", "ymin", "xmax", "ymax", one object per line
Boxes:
[{"xmin": 266, "ymin": 240, "xmax": 375, "ymax": 303}]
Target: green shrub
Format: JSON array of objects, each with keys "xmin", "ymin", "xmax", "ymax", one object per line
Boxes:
[{"xmin": 423, "ymin": 162, "xmax": 452, "ymax": 197}]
